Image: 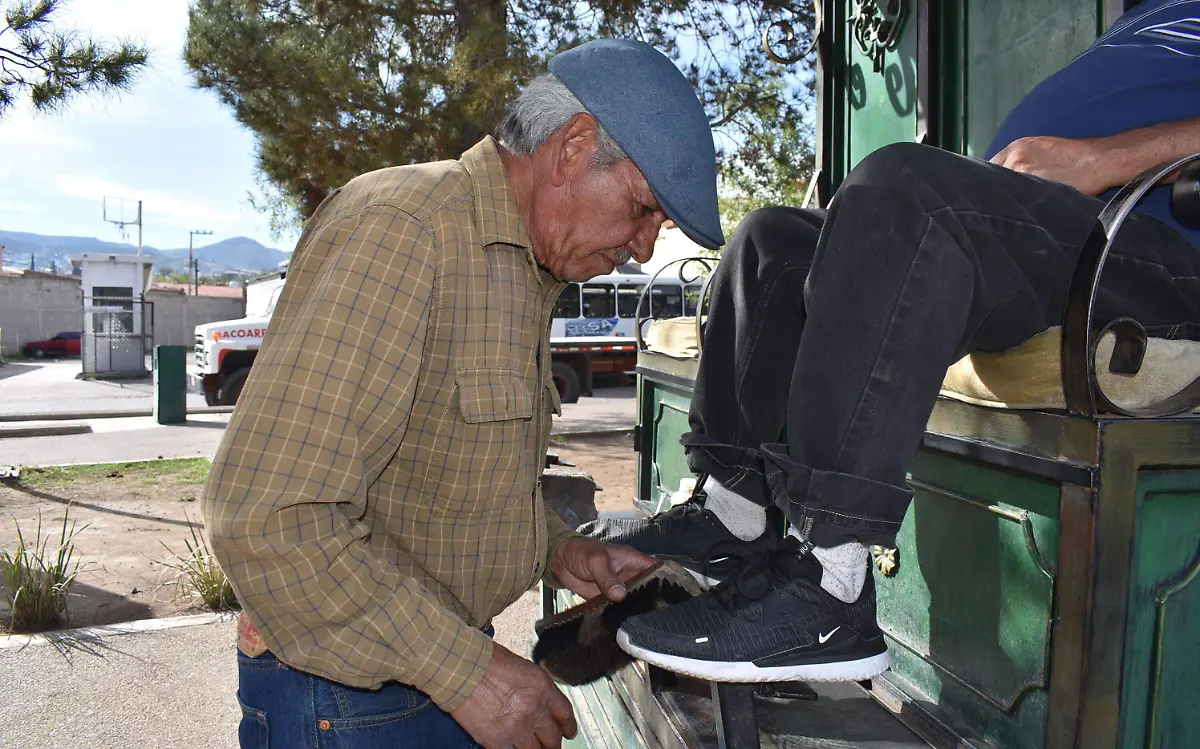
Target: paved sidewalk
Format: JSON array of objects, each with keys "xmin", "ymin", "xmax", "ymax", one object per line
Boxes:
[
  {"xmin": 0, "ymin": 618, "xmax": 241, "ymax": 749},
  {"xmin": 0, "ymin": 360, "xmax": 208, "ymax": 418},
  {"xmin": 0, "ymin": 414, "xmax": 232, "ymax": 466},
  {"xmin": 0, "ymin": 597, "xmax": 540, "ymax": 749}
]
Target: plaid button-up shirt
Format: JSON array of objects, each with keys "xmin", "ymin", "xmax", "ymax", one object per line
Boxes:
[{"xmin": 203, "ymin": 137, "xmax": 578, "ymax": 711}]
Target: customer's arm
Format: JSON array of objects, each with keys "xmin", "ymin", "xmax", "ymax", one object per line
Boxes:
[
  {"xmin": 204, "ymin": 202, "xmax": 490, "ymax": 713},
  {"xmin": 990, "ymin": 116, "xmax": 1200, "ymax": 195}
]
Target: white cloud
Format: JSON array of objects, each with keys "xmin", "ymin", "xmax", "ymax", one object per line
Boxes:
[
  {"xmin": 49, "ymin": 173, "xmax": 250, "ymax": 235},
  {"xmin": 0, "ymin": 201, "xmax": 43, "ymax": 214}
]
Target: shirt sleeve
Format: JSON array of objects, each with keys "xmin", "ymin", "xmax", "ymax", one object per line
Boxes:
[
  {"xmin": 541, "ymin": 498, "xmax": 581, "ymax": 589},
  {"xmin": 204, "ymin": 202, "xmax": 491, "ymax": 712}
]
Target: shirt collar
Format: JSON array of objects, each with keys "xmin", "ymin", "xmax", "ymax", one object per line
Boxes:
[{"xmin": 460, "ymin": 137, "xmax": 532, "ymax": 251}]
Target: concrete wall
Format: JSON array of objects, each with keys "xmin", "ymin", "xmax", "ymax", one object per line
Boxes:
[
  {"xmin": 0, "ymin": 273, "xmax": 83, "ymax": 356},
  {"xmin": 146, "ymin": 290, "xmax": 245, "ymax": 348},
  {"xmin": 0, "ymin": 274, "xmax": 244, "ymax": 356}
]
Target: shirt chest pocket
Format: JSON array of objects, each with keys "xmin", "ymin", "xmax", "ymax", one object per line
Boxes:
[{"xmin": 429, "ymin": 368, "xmax": 535, "ymax": 517}]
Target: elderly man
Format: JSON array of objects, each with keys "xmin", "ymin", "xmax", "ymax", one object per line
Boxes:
[
  {"xmin": 203, "ymin": 39, "xmax": 722, "ymax": 748},
  {"xmin": 585, "ymin": 0, "xmax": 1200, "ymax": 683}
]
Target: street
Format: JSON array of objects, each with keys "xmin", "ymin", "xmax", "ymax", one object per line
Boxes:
[{"xmin": 0, "ymin": 360, "xmax": 636, "ymax": 466}]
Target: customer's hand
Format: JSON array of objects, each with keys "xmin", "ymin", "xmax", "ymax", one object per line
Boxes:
[
  {"xmin": 450, "ymin": 642, "xmax": 576, "ymax": 748},
  {"xmin": 552, "ymin": 536, "xmax": 656, "ymax": 602},
  {"xmin": 990, "ymin": 135, "xmax": 1113, "ymax": 196}
]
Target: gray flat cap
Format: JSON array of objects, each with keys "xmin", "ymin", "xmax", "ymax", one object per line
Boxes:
[{"xmin": 549, "ymin": 39, "xmax": 725, "ymax": 250}]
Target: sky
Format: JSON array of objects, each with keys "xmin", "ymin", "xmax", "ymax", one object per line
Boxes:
[{"xmin": 0, "ymin": 0, "xmax": 298, "ymax": 252}]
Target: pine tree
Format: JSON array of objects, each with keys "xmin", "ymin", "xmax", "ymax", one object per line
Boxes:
[
  {"xmin": 0, "ymin": 0, "xmax": 149, "ymax": 118},
  {"xmin": 184, "ymin": 0, "xmax": 817, "ymax": 230}
]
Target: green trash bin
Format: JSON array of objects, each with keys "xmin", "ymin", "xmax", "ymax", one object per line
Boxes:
[{"xmin": 153, "ymin": 345, "xmax": 189, "ymax": 425}]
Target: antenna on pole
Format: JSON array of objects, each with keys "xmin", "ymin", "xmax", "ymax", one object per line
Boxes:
[{"xmin": 103, "ymin": 196, "xmax": 144, "ymax": 254}]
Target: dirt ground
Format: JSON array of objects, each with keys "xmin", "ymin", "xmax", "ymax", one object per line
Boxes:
[{"xmin": 0, "ymin": 433, "xmax": 638, "ymax": 633}]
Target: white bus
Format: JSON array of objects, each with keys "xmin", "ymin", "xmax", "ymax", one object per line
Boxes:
[
  {"xmin": 550, "ymin": 271, "xmax": 703, "ymax": 339},
  {"xmin": 545, "ymin": 270, "xmax": 705, "ymax": 402}
]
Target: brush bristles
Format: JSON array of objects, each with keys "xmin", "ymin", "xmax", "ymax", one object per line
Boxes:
[{"xmin": 533, "ymin": 575, "xmax": 699, "ymax": 685}]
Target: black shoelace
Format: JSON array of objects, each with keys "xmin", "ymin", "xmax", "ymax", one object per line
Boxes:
[{"xmin": 705, "ymin": 535, "xmax": 812, "ymax": 609}]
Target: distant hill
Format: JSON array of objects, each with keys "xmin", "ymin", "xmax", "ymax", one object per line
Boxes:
[{"xmin": 0, "ymin": 230, "xmax": 288, "ymax": 275}]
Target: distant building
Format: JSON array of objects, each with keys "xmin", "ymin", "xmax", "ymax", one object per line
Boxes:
[{"xmin": 150, "ymin": 282, "xmax": 244, "ymax": 299}]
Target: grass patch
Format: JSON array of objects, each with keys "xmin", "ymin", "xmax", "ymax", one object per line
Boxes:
[
  {"xmin": 1, "ymin": 511, "xmax": 85, "ymax": 633},
  {"xmin": 16, "ymin": 458, "xmax": 211, "ymax": 490},
  {"xmin": 161, "ymin": 519, "xmax": 238, "ymax": 612}
]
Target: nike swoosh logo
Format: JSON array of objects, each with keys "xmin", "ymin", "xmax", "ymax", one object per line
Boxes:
[{"xmin": 818, "ymin": 627, "xmax": 841, "ymax": 644}]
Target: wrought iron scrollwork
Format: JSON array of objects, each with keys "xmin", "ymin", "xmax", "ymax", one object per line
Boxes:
[
  {"xmin": 634, "ymin": 257, "xmax": 716, "ymax": 355},
  {"xmin": 1061, "ymin": 152, "xmax": 1200, "ymax": 418},
  {"xmin": 762, "ymin": 1, "xmax": 821, "ymax": 65},
  {"xmin": 852, "ymin": 0, "xmax": 908, "ymax": 73}
]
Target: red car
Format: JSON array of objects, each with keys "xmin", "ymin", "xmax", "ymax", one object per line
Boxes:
[{"xmin": 22, "ymin": 331, "xmax": 82, "ymax": 358}]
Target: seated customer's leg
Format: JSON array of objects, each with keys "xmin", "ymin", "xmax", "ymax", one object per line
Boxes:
[
  {"xmin": 579, "ymin": 206, "xmax": 822, "ymax": 586},
  {"xmin": 684, "ymin": 205, "xmax": 824, "ymax": 505},
  {"xmin": 619, "ymin": 142, "xmax": 1200, "ymax": 682}
]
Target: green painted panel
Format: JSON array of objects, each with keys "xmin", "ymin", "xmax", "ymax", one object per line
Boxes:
[
  {"xmin": 641, "ymin": 382, "xmax": 695, "ymax": 513},
  {"xmin": 842, "ymin": 0, "xmax": 921, "ymax": 174},
  {"xmin": 1119, "ymin": 471, "xmax": 1200, "ymax": 749},
  {"xmin": 877, "ymin": 448, "xmax": 1060, "ymax": 748},
  {"xmin": 961, "ymin": 0, "xmax": 1100, "ymax": 157}
]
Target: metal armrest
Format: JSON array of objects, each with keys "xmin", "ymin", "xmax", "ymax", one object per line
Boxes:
[
  {"xmin": 1172, "ymin": 159, "xmax": 1200, "ymax": 228},
  {"xmin": 634, "ymin": 257, "xmax": 716, "ymax": 354},
  {"xmin": 1061, "ymin": 152, "xmax": 1200, "ymax": 418}
]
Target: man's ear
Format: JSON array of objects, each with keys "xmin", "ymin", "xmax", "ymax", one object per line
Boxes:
[{"xmin": 548, "ymin": 113, "xmax": 599, "ymax": 187}]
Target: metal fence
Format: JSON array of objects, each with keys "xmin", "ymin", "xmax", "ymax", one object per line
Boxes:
[{"xmin": 81, "ymin": 295, "xmax": 154, "ymax": 376}]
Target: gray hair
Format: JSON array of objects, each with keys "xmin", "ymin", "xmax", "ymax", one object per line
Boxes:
[{"xmin": 496, "ymin": 73, "xmax": 629, "ymax": 168}]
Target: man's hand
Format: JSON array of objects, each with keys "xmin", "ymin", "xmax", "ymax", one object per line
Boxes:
[
  {"xmin": 450, "ymin": 642, "xmax": 577, "ymax": 749},
  {"xmin": 990, "ymin": 136, "xmax": 1114, "ymax": 196},
  {"xmin": 992, "ymin": 120, "xmax": 1200, "ymax": 196},
  {"xmin": 552, "ymin": 536, "xmax": 657, "ymax": 601}
]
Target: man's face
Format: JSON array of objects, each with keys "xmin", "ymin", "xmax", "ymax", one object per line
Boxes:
[{"xmin": 526, "ymin": 115, "xmax": 667, "ymax": 281}]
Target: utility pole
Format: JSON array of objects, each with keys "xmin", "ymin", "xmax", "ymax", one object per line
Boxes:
[{"xmin": 188, "ymin": 230, "xmax": 213, "ymax": 296}]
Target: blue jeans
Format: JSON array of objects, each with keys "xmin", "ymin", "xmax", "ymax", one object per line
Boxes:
[{"xmin": 237, "ymin": 649, "xmax": 484, "ymax": 748}]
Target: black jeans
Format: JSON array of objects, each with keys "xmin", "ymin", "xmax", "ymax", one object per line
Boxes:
[{"xmin": 685, "ymin": 143, "xmax": 1200, "ymax": 547}]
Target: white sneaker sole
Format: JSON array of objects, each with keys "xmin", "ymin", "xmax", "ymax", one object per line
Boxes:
[{"xmin": 616, "ymin": 630, "xmax": 890, "ymax": 683}]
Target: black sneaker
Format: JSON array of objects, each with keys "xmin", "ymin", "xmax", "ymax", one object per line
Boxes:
[
  {"xmin": 615, "ymin": 536, "xmax": 889, "ymax": 683},
  {"xmin": 577, "ymin": 482, "xmax": 777, "ymax": 589}
]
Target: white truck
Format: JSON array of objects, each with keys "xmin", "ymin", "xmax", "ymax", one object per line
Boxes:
[
  {"xmin": 191, "ymin": 270, "xmax": 286, "ymax": 406},
  {"xmin": 192, "ymin": 268, "xmax": 703, "ymax": 406}
]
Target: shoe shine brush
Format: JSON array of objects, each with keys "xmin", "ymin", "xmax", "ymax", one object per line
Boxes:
[{"xmin": 532, "ymin": 560, "xmax": 703, "ymax": 685}]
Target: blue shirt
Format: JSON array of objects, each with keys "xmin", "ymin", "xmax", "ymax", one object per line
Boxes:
[{"xmin": 986, "ymin": 0, "xmax": 1200, "ymax": 249}]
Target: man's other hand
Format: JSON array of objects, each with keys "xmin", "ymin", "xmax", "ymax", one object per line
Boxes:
[
  {"xmin": 990, "ymin": 135, "xmax": 1113, "ymax": 196},
  {"xmin": 450, "ymin": 642, "xmax": 577, "ymax": 748},
  {"xmin": 551, "ymin": 536, "xmax": 657, "ymax": 601}
]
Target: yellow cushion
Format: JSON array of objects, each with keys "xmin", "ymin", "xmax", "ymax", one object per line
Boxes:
[
  {"xmin": 941, "ymin": 327, "xmax": 1200, "ymax": 411},
  {"xmin": 643, "ymin": 317, "xmax": 701, "ymax": 359}
]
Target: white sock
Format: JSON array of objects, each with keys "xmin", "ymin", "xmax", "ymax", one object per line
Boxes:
[
  {"xmin": 704, "ymin": 476, "xmax": 767, "ymax": 542},
  {"xmin": 788, "ymin": 526, "xmax": 870, "ymax": 603}
]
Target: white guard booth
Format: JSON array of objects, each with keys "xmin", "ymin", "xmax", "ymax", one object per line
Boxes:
[{"xmin": 70, "ymin": 253, "xmax": 155, "ymax": 376}]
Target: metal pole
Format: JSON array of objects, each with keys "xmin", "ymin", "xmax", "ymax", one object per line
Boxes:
[
  {"xmin": 137, "ymin": 200, "xmax": 143, "ymax": 256},
  {"xmin": 188, "ymin": 230, "xmax": 213, "ymax": 296}
]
